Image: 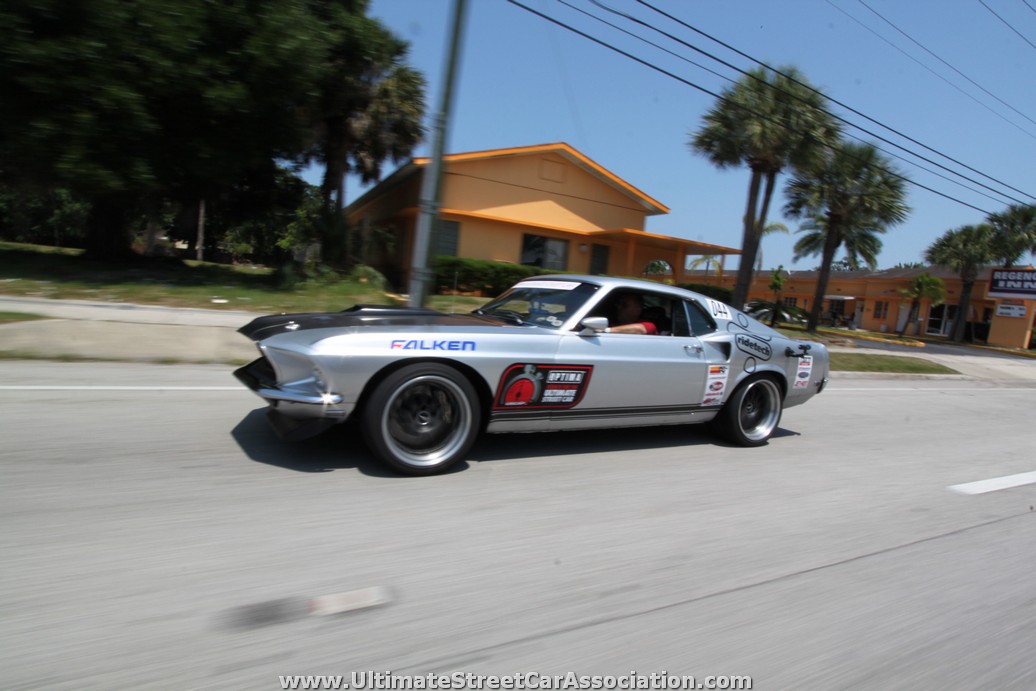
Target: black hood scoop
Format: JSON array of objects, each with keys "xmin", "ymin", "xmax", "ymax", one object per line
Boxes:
[{"xmin": 237, "ymin": 304, "xmax": 496, "ymax": 341}]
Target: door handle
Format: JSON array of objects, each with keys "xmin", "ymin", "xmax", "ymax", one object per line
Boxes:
[{"xmin": 685, "ymin": 344, "xmax": 704, "ymax": 355}]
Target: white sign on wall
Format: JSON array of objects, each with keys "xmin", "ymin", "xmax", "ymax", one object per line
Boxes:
[{"xmin": 996, "ymin": 304, "xmax": 1027, "ymax": 318}]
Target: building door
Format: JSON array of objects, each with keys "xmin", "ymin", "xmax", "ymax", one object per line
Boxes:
[
  {"xmin": 895, "ymin": 303, "xmax": 910, "ymax": 334},
  {"xmin": 926, "ymin": 304, "xmax": 958, "ymax": 336},
  {"xmin": 589, "ymin": 244, "xmax": 609, "ymax": 275}
]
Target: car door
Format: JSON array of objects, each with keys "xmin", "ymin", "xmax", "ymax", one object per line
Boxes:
[{"xmin": 551, "ymin": 297, "xmax": 712, "ymax": 429}]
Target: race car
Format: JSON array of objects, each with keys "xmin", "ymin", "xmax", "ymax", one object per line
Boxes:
[{"xmin": 234, "ymin": 275, "xmax": 828, "ymax": 475}]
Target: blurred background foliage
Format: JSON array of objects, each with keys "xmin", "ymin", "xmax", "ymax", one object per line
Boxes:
[{"xmin": 0, "ymin": 0, "xmax": 426, "ymax": 270}]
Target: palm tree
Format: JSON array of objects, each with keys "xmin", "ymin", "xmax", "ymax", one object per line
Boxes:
[
  {"xmin": 925, "ymin": 224, "xmax": 996, "ymax": 342},
  {"xmin": 755, "ymin": 222, "xmax": 790, "ymax": 272},
  {"xmin": 793, "ymin": 216, "xmax": 884, "ymax": 270},
  {"xmin": 987, "ymin": 203, "xmax": 1036, "ymax": 267},
  {"xmin": 896, "ymin": 272, "xmax": 946, "ymax": 337},
  {"xmin": 784, "ymin": 141, "xmax": 909, "ymax": 332},
  {"xmin": 746, "ymin": 264, "xmax": 807, "ymax": 326},
  {"xmin": 690, "ymin": 66, "xmax": 840, "ymax": 309},
  {"xmin": 687, "ymin": 254, "xmax": 721, "ymax": 284},
  {"xmin": 304, "ymin": 7, "xmax": 426, "ymax": 263}
]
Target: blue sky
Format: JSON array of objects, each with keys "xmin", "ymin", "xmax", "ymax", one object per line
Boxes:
[{"xmin": 317, "ymin": 0, "xmax": 1036, "ymax": 271}]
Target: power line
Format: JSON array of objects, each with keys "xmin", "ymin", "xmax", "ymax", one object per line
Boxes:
[
  {"xmin": 505, "ymin": 0, "xmax": 996, "ymax": 215},
  {"xmin": 564, "ymin": 0, "xmax": 1021, "ymax": 207},
  {"xmin": 978, "ymin": 0, "xmax": 1036, "ymax": 52},
  {"xmin": 857, "ymin": 0, "xmax": 1036, "ymax": 129},
  {"xmin": 826, "ymin": 0, "xmax": 1036, "ymax": 142},
  {"xmin": 632, "ymin": 0, "xmax": 1036, "ymax": 202}
]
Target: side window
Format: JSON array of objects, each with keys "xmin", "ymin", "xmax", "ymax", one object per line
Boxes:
[
  {"xmin": 672, "ymin": 301, "xmax": 691, "ymax": 337},
  {"xmin": 686, "ymin": 300, "xmax": 717, "ymax": 336},
  {"xmin": 641, "ymin": 295, "xmax": 671, "ymax": 335}
]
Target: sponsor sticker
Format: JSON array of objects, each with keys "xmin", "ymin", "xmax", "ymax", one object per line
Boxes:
[
  {"xmin": 494, "ymin": 364, "xmax": 593, "ymax": 409},
  {"xmin": 390, "ymin": 339, "xmax": 476, "ymax": 351},
  {"xmin": 515, "ymin": 280, "xmax": 582, "ymax": 290},
  {"xmin": 793, "ymin": 355, "xmax": 813, "ymax": 389},
  {"xmin": 703, "ymin": 362, "xmax": 729, "ymax": 405}
]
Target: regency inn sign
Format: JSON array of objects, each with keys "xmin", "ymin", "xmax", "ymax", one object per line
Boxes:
[{"xmin": 989, "ymin": 269, "xmax": 1036, "ymax": 300}]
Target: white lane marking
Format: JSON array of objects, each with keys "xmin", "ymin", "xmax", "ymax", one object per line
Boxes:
[
  {"xmin": 949, "ymin": 471, "xmax": 1036, "ymax": 495},
  {"xmin": 0, "ymin": 385, "xmax": 241, "ymax": 391},
  {"xmin": 830, "ymin": 388, "xmax": 1036, "ymax": 392},
  {"xmin": 309, "ymin": 586, "xmax": 392, "ymax": 616}
]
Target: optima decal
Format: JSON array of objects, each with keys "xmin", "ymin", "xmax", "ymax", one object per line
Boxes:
[
  {"xmin": 494, "ymin": 364, "xmax": 593, "ymax": 409},
  {"xmin": 735, "ymin": 334, "xmax": 772, "ymax": 360},
  {"xmin": 390, "ymin": 339, "xmax": 476, "ymax": 351}
]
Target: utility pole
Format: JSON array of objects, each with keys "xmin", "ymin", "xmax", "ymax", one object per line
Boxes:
[{"xmin": 409, "ymin": 0, "xmax": 468, "ymax": 307}]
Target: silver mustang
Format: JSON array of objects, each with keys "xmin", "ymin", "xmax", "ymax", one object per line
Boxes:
[{"xmin": 235, "ymin": 275, "xmax": 828, "ymax": 475}]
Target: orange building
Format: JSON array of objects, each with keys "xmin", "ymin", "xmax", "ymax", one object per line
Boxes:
[
  {"xmin": 345, "ymin": 142, "xmax": 739, "ymax": 288},
  {"xmin": 694, "ymin": 266, "xmax": 1035, "ymax": 349}
]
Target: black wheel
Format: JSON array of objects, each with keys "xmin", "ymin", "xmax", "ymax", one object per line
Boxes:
[
  {"xmin": 362, "ymin": 363, "xmax": 481, "ymax": 475},
  {"xmin": 710, "ymin": 376, "xmax": 782, "ymax": 446}
]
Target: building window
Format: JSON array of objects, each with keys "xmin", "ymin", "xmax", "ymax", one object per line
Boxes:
[
  {"xmin": 873, "ymin": 301, "xmax": 889, "ymax": 319},
  {"xmin": 782, "ymin": 296, "xmax": 798, "ymax": 308},
  {"xmin": 590, "ymin": 244, "xmax": 609, "ymax": 275},
  {"xmin": 521, "ymin": 234, "xmax": 568, "ymax": 271},
  {"xmin": 432, "ymin": 220, "xmax": 459, "ymax": 257}
]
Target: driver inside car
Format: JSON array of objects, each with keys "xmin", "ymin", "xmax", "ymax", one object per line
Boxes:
[{"xmin": 599, "ymin": 293, "xmax": 660, "ymax": 335}]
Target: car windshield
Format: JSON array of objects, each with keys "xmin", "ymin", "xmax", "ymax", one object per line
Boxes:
[{"xmin": 474, "ymin": 280, "xmax": 599, "ymax": 329}]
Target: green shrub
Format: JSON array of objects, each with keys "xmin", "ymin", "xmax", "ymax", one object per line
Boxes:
[
  {"xmin": 347, "ymin": 264, "xmax": 388, "ymax": 291},
  {"xmin": 679, "ymin": 283, "xmax": 732, "ymax": 303},
  {"xmin": 432, "ymin": 256, "xmax": 541, "ymax": 297},
  {"xmin": 275, "ymin": 261, "xmax": 343, "ymax": 288}
]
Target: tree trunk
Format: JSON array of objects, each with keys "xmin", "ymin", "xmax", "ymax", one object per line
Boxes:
[
  {"xmin": 897, "ymin": 299, "xmax": 919, "ymax": 337},
  {"xmin": 320, "ymin": 115, "xmax": 352, "ymax": 266},
  {"xmin": 195, "ymin": 198, "xmax": 206, "ymax": 262},
  {"xmin": 953, "ymin": 280, "xmax": 975, "ymax": 342},
  {"xmin": 143, "ymin": 197, "xmax": 161, "ymax": 256},
  {"xmin": 732, "ymin": 169, "xmax": 764, "ymax": 309},
  {"xmin": 83, "ymin": 192, "xmax": 135, "ymax": 260},
  {"xmin": 806, "ymin": 222, "xmax": 843, "ymax": 333}
]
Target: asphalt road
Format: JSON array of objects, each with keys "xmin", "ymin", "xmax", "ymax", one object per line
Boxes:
[{"xmin": 2, "ymin": 362, "xmax": 1035, "ymax": 690}]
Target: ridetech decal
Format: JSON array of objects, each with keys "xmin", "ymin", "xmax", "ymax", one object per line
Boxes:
[
  {"xmin": 735, "ymin": 333, "xmax": 772, "ymax": 360},
  {"xmin": 494, "ymin": 364, "xmax": 593, "ymax": 409},
  {"xmin": 390, "ymin": 339, "xmax": 476, "ymax": 351}
]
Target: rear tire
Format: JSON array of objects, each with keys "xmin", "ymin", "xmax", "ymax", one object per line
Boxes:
[
  {"xmin": 710, "ymin": 376, "xmax": 782, "ymax": 446},
  {"xmin": 362, "ymin": 363, "xmax": 481, "ymax": 475}
]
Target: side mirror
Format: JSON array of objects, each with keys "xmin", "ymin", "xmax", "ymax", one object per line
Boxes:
[{"xmin": 579, "ymin": 316, "xmax": 608, "ymax": 336}]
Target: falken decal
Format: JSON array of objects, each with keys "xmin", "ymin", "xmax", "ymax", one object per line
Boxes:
[
  {"xmin": 735, "ymin": 333, "xmax": 772, "ymax": 360},
  {"xmin": 390, "ymin": 339, "xmax": 476, "ymax": 351},
  {"xmin": 793, "ymin": 355, "xmax": 814, "ymax": 389},
  {"xmin": 494, "ymin": 364, "xmax": 593, "ymax": 410}
]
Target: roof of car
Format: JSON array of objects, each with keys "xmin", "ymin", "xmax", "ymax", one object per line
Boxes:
[{"xmin": 528, "ymin": 275, "xmax": 701, "ymax": 297}]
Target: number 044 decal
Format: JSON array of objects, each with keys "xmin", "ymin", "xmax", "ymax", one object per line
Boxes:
[{"xmin": 708, "ymin": 300, "xmax": 732, "ymax": 320}]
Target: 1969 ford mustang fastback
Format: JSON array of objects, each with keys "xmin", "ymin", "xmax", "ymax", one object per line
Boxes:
[{"xmin": 235, "ymin": 275, "xmax": 828, "ymax": 475}]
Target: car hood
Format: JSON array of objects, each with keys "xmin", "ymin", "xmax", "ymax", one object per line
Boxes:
[{"xmin": 237, "ymin": 304, "xmax": 501, "ymax": 341}]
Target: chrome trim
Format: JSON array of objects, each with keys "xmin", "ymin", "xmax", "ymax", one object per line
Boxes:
[{"xmin": 257, "ymin": 388, "xmax": 343, "ymax": 405}]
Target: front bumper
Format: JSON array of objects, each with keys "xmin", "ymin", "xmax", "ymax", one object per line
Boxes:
[{"xmin": 234, "ymin": 357, "xmax": 350, "ymax": 440}]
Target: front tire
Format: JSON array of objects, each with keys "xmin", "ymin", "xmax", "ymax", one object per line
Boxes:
[
  {"xmin": 711, "ymin": 376, "xmax": 782, "ymax": 446},
  {"xmin": 362, "ymin": 363, "xmax": 481, "ymax": 475}
]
